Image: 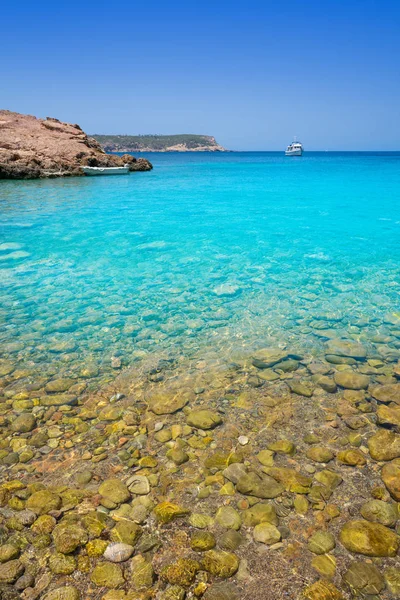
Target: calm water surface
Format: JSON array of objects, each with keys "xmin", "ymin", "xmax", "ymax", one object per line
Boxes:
[{"xmin": 1, "ymin": 152, "xmax": 400, "ymax": 388}]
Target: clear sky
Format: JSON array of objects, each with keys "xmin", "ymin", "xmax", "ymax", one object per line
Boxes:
[{"xmin": 2, "ymin": 0, "xmax": 400, "ymax": 150}]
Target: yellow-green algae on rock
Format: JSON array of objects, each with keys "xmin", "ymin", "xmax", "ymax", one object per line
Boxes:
[{"xmin": 340, "ymin": 520, "xmax": 400, "ymax": 556}]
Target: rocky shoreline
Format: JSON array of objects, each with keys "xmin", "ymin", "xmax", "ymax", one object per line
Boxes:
[
  {"xmin": 0, "ymin": 111, "xmax": 152, "ymax": 179},
  {"xmin": 1, "ymin": 335, "xmax": 400, "ymax": 600}
]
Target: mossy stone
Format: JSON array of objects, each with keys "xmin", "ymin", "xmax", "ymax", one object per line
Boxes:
[
  {"xmin": 153, "ymin": 502, "xmax": 189, "ymax": 524},
  {"xmin": 0, "ymin": 544, "xmax": 19, "ymax": 563},
  {"xmin": 263, "ymin": 467, "xmax": 312, "ymax": 494},
  {"xmin": 188, "ymin": 513, "xmax": 214, "ymax": 529},
  {"xmin": 334, "ymin": 372, "xmax": 369, "ymax": 390},
  {"xmin": 340, "ymin": 520, "xmax": 400, "ymax": 556},
  {"xmin": 306, "ymin": 447, "xmax": 334, "ymax": 463},
  {"xmin": 186, "ymin": 410, "xmax": 222, "ymax": 430},
  {"xmin": 191, "ymin": 531, "xmax": 216, "ymax": 551},
  {"xmin": 161, "ymin": 558, "xmax": 200, "ymax": 587},
  {"xmin": 204, "ymin": 451, "xmax": 241, "ymax": 470},
  {"xmin": 256, "ymin": 450, "xmax": 274, "ymax": 466},
  {"xmin": 110, "ymin": 521, "xmax": 142, "ymax": 545},
  {"xmin": 311, "ymin": 555, "xmax": 336, "ymax": 578},
  {"xmin": 267, "ymin": 440, "xmax": 296, "ymax": 455},
  {"xmin": 166, "ymin": 448, "xmax": 189, "ymax": 465},
  {"xmin": 26, "ymin": 490, "xmax": 62, "ymax": 515},
  {"xmin": 307, "ymin": 531, "xmax": 336, "ymax": 555},
  {"xmin": 86, "ymin": 539, "xmax": 108, "ymax": 557},
  {"xmin": 42, "ymin": 587, "xmax": 80, "ymax": 600},
  {"xmin": 343, "ymin": 561, "xmax": 385, "ymax": 595},
  {"xmin": 382, "ymin": 459, "xmax": 400, "ymax": 501},
  {"xmin": 49, "ymin": 552, "xmax": 76, "ymax": 575},
  {"xmin": 53, "ymin": 521, "xmax": 88, "ymax": 554},
  {"xmin": 91, "ymin": 562, "xmax": 125, "ymax": 588},
  {"xmin": 337, "ymin": 449, "xmax": 366, "ymax": 466},
  {"xmin": 130, "ymin": 554, "xmax": 154, "ymax": 590},
  {"xmin": 302, "ymin": 580, "xmax": 344, "ymax": 600},
  {"xmin": 215, "ymin": 506, "xmax": 241, "ymax": 530},
  {"xmin": 253, "ymin": 522, "xmax": 281, "ymax": 545},
  {"xmin": 314, "ymin": 470, "xmax": 342, "ymax": 491},
  {"xmin": 219, "ymin": 530, "xmax": 244, "ymax": 551},
  {"xmin": 98, "ymin": 479, "xmax": 130, "ymax": 505},
  {"xmin": 0, "ymin": 559, "xmax": 24, "ymax": 583},
  {"xmin": 236, "ymin": 472, "xmax": 284, "ymax": 499},
  {"xmin": 360, "ymin": 499, "xmax": 398, "ymax": 527},
  {"xmin": 11, "ymin": 414, "xmax": 36, "ymax": 433},
  {"xmin": 159, "ymin": 586, "xmax": 186, "ymax": 600},
  {"xmin": 294, "ymin": 495, "xmax": 309, "ymax": 515},
  {"xmin": 202, "ymin": 550, "xmax": 239, "ymax": 578},
  {"xmin": 384, "ymin": 566, "xmax": 400, "ymax": 595},
  {"xmin": 368, "ymin": 429, "xmax": 400, "ymax": 461},
  {"xmin": 242, "ymin": 503, "xmax": 278, "ymax": 526}
]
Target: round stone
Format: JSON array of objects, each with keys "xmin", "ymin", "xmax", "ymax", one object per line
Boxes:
[
  {"xmin": 368, "ymin": 430, "xmax": 400, "ymax": 461},
  {"xmin": 306, "ymin": 446, "xmax": 334, "ymax": 463},
  {"xmin": 99, "ymin": 479, "xmax": 130, "ymax": 504},
  {"xmin": 103, "ymin": 543, "xmax": 134, "ymax": 563},
  {"xmin": 191, "ymin": 531, "xmax": 216, "ymax": 551},
  {"xmin": 49, "ymin": 553, "xmax": 76, "ymax": 575},
  {"xmin": 360, "ymin": 500, "xmax": 398, "ymax": 527},
  {"xmin": 307, "ymin": 531, "xmax": 336, "ymax": 554},
  {"xmin": 10, "ymin": 414, "xmax": 36, "ymax": 433},
  {"xmin": 186, "ymin": 410, "xmax": 222, "ymax": 430},
  {"xmin": 215, "ymin": 506, "xmax": 241, "ymax": 530},
  {"xmin": 334, "ymin": 371, "xmax": 370, "ymax": 390},
  {"xmin": 340, "ymin": 520, "xmax": 400, "ymax": 556},
  {"xmin": 26, "ymin": 490, "xmax": 62, "ymax": 515},
  {"xmin": 0, "ymin": 545, "xmax": 20, "ymax": 563},
  {"xmin": 253, "ymin": 523, "xmax": 281, "ymax": 545},
  {"xmin": 325, "ymin": 339, "xmax": 367, "ymax": 359},
  {"xmin": 202, "ymin": 550, "xmax": 239, "ymax": 578},
  {"xmin": 337, "ymin": 449, "xmax": 366, "ymax": 466},
  {"xmin": 0, "ymin": 559, "xmax": 24, "ymax": 583}
]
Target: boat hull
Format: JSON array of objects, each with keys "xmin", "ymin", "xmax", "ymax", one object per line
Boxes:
[
  {"xmin": 285, "ymin": 149, "xmax": 303, "ymax": 156},
  {"xmin": 82, "ymin": 166, "xmax": 130, "ymax": 176}
]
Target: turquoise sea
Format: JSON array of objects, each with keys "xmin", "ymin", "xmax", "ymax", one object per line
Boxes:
[{"xmin": 1, "ymin": 152, "xmax": 400, "ymax": 390}]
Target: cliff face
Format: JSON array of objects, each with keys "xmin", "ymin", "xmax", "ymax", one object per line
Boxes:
[
  {"xmin": 0, "ymin": 111, "xmax": 152, "ymax": 179},
  {"xmin": 93, "ymin": 134, "xmax": 227, "ymax": 153}
]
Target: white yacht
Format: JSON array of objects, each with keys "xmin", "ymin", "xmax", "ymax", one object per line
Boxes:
[{"xmin": 285, "ymin": 139, "xmax": 303, "ymax": 156}]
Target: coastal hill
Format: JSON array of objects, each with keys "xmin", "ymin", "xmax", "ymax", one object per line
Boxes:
[
  {"xmin": 0, "ymin": 110, "xmax": 153, "ymax": 179},
  {"xmin": 93, "ymin": 133, "xmax": 227, "ymax": 152}
]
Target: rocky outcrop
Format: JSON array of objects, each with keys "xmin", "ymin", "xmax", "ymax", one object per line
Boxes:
[{"xmin": 0, "ymin": 110, "xmax": 152, "ymax": 179}]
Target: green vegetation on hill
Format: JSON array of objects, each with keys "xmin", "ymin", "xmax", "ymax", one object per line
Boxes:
[{"xmin": 93, "ymin": 134, "xmax": 225, "ymax": 152}]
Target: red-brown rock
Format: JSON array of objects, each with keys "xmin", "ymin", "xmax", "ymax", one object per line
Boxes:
[{"xmin": 0, "ymin": 110, "xmax": 152, "ymax": 179}]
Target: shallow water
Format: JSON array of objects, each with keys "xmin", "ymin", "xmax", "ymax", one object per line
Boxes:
[{"xmin": 1, "ymin": 152, "xmax": 400, "ymax": 389}]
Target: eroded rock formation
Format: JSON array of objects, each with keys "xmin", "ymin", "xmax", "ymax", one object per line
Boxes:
[{"xmin": 0, "ymin": 110, "xmax": 152, "ymax": 179}]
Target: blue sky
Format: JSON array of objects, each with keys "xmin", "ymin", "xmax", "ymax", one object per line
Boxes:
[{"xmin": 2, "ymin": 0, "xmax": 400, "ymax": 149}]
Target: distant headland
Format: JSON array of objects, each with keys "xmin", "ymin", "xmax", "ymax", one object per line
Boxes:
[
  {"xmin": 0, "ymin": 111, "xmax": 153, "ymax": 179},
  {"xmin": 93, "ymin": 134, "xmax": 227, "ymax": 153}
]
